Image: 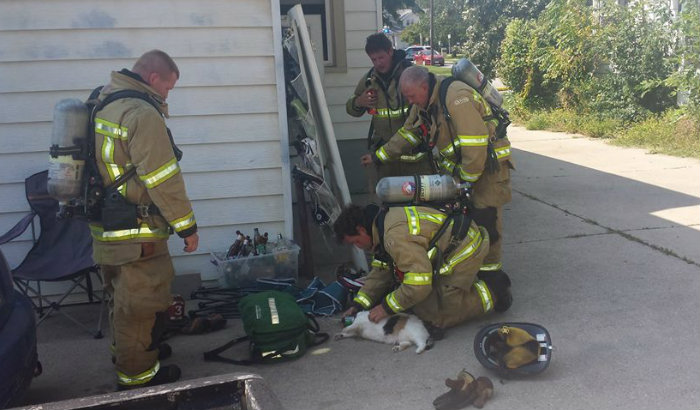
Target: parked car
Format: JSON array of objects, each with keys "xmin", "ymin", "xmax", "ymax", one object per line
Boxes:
[
  {"xmin": 0, "ymin": 250, "xmax": 38, "ymax": 409},
  {"xmin": 413, "ymin": 48, "xmax": 445, "ymax": 66}
]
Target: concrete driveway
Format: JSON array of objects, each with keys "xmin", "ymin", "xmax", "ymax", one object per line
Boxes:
[{"xmin": 13, "ymin": 126, "xmax": 700, "ymax": 410}]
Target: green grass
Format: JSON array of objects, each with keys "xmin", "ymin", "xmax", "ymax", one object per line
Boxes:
[
  {"xmin": 509, "ymin": 105, "xmax": 700, "ymax": 158},
  {"xmin": 424, "ymin": 64, "xmax": 452, "ymax": 76}
]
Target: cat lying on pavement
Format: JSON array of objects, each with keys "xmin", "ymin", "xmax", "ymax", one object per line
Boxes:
[{"xmin": 334, "ymin": 311, "xmax": 433, "ymax": 354}]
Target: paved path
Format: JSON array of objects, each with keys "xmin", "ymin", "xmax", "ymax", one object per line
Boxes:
[{"xmin": 16, "ymin": 126, "xmax": 700, "ymax": 410}]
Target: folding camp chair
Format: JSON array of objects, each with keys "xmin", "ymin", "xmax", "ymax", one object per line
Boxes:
[{"xmin": 0, "ymin": 170, "xmax": 104, "ymax": 338}]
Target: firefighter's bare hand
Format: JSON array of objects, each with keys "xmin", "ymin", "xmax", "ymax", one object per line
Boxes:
[
  {"xmin": 360, "ymin": 154, "xmax": 373, "ymax": 167},
  {"xmin": 183, "ymin": 232, "xmax": 199, "ymax": 253},
  {"xmin": 355, "ymin": 89, "xmax": 377, "ymax": 108},
  {"xmin": 342, "ymin": 306, "xmax": 358, "ymax": 320},
  {"xmin": 369, "ymin": 305, "xmax": 389, "ymax": 323}
]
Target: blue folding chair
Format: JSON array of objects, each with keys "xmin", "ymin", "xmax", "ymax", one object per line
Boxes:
[{"xmin": 0, "ymin": 170, "xmax": 104, "ymax": 338}]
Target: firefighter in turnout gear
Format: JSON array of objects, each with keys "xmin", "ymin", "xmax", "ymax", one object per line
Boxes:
[
  {"xmin": 383, "ymin": 65, "xmax": 513, "ymax": 278},
  {"xmin": 347, "ymin": 33, "xmax": 433, "ymax": 196},
  {"xmin": 334, "ymin": 204, "xmax": 512, "ymax": 333},
  {"xmin": 90, "ymin": 50, "xmax": 198, "ymax": 390}
]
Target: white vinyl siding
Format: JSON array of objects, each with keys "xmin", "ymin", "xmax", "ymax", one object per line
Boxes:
[{"xmin": 0, "ymin": 0, "xmax": 291, "ymax": 280}]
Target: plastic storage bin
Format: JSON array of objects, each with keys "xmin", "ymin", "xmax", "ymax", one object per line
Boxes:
[{"xmin": 211, "ymin": 243, "xmax": 300, "ymax": 288}]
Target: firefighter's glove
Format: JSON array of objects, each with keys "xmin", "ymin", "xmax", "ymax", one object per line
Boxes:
[{"xmin": 433, "ymin": 370, "xmax": 494, "ymax": 410}]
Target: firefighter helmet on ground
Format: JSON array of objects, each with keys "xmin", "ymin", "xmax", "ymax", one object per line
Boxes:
[{"xmin": 474, "ymin": 322, "xmax": 553, "ymax": 377}]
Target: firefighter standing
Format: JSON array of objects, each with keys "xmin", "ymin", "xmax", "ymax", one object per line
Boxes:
[
  {"xmin": 347, "ymin": 33, "xmax": 433, "ymax": 196},
  {"xmin": 334, "ymin": 204, "xmax": 511, "ymax": 332},
  {"xmin": 377, "ymin": 65, "xmax": 513, "ymax": 280},
  {"xmin": 90, "ymin": 50, "xmax": 198, "ymax": 390}
]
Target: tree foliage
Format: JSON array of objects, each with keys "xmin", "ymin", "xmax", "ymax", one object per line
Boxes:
[{"xmin": 498, "ymin": 0, "xmax": 681, "ymax": 120}]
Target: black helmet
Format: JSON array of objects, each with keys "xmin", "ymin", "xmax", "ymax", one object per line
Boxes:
[{"xmin": 474, "ymin": 322, "xmax": 553, "ymax": 377}]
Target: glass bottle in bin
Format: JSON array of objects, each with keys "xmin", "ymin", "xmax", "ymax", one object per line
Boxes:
[
  {"xmin": 273, "ymin": 233, "xmax": 292, "ymax": 262},
  {"xmin": 253, "ymin": 228, "xmax": 266, "ymax": 255},
  {"xmin": 226, "ymin": 230, "xmax": 245, "ymax": 259}
]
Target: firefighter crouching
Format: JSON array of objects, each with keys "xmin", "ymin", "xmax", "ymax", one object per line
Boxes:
[
  {"xmin": 90, "ymin": 50, "xmax": 198, "ymax": 390},
  {"xmin": 334, "ymin": 204, "xmax": 512, "ymax": 334}
]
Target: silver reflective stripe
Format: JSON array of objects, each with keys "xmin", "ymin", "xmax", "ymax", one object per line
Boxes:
[
  {"xmin": 268, "ymin": 297, "xmax": 279, "ymax": 325},
  {"xmin": 140, "ymin": 158, "xmax": 180, "ymax": 189},
  {"xmin": 386, "ymin": 292, "xmax": 403, "ymax": 312},
  {"xmin": 95, "ymin": 118, "xmax": 128, "ymax": 140},
  {"xmin": 473, "ymin": 280, "xmax": 493, "ymax": 313},
  {"xmin": 354, "ymin": 292, "xmax": 372, "ymax": 309},
  {"xmin": 480, "ymin": 262, "xmax": 503, "ymax": 271},
  {"xmin": 377, "ymin": 146, "xmax": 390, "ymax": 162},
  {"xmin": 458, "ymin": 135, "xmax": 489, "ymax": 147},
  {"xmin": 90, "ymin": 223, "xmax": 170, "ymax": 242},
  {"xmin": 404, "ymin": 206, "xmax": 420, "ymax": 235},
  {"xmin": 399, "ymin": 128, "xmax": 421, "ymax": 146},
  {"xmin": 117, "ymin": 361, "xmax": 160, "ymax": 386},
  {"xmin": 170, "ymin": 211, "xmax": 196, "ymax": 233}
]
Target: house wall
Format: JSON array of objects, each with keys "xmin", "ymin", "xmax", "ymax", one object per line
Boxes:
[{"xmin": 0, "ymin": 0, "xmax": 292, "ymax": 280}]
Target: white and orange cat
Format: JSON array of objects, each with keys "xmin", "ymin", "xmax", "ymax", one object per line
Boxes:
[{"xmin": 334, "ymin": 311, "xmax": 433, "ymax": 354}]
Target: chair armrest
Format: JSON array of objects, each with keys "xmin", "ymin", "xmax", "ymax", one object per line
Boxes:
[{"xmin": 0, "ymin": 212, "xmax": 36, "ymax": 246}]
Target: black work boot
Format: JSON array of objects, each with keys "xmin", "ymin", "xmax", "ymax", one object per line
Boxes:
[
  {"xmin": 478, "ymin": 270, "xmax": 512, "ymax": 313},
  {"xmin": 117, "ymin": 364, "xmax": 181, "ymax": 391},
  {"xmin": 111, "ymin": 342, "xmax": 173, "ymax": 364}
]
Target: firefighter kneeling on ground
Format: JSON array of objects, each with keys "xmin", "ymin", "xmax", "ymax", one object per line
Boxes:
[{"xmin": 334, "ymin": 204, "xmax": 512, "ymax": 337}]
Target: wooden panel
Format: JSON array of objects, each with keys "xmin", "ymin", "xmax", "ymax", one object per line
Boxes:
[
  {"xmin": 0, "ymin": 85, "xmax": 278, "ymax": 123},
  {"xmin": 345, "ymin": 11, "xmax": 379, "ymax": 32},
  {"xmin": 0, "ymin": 27, "xmax": 274, "ymax": 63},
  {"xmin": 179, "ymin": 142, "xmax": 282, "ymax": 173},
  {"xmin": 328, "ymin": 104, "xmax": 370, "ymax": 125},
  {"xmin": 185, "ymin": 168, "xmax": 283, "ymax": 201},
  {"xmin": 333, "ymin": 121, "xmax": 371, "ymax": 141},
  {"xmin": 0, "ymin": 183, "xmax": 27, "ymax": 213},
  {"xmin": 0, "ymin": 140, "xmax": 282, "ymax": 184},
  {"xmin": 324, "ymin": 85, "xmax": 357, "ymax": 106},
  {"xmin": 0, "ymin": 0, "xmax": 272, "ymax": 30},
  {"xmin": 324, "ymin": 68, "xmax": 375, "ymax": 87},
  {"xmin": 346, "ymin": 30, "xmax": 376, "ymax": 50},
  {"xmin": 0, "ymin": 113, "xmax": 284, "ymax": 155},
  {"xmin": 0, "ymin": 57, "xmax": 276, "ymax": 93},
  {"xmin": 168, "ymin": 113, "xmax": 282, "ymax": 145},
  {"xmin": 347, "ymin": 49, "xmax": 377, "ymax": 69},
  {"xmin": 344, "ymin": 0, "xmax": 377, "ymax": 12},
  {"xmin": 188, "ymin": 195, "xmax": 285, "ymax": 229}
]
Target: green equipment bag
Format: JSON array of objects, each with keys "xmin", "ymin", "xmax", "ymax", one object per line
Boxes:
[{"xmin": 203, "ymin": 290, "xmax": 329, "ymax": 364}]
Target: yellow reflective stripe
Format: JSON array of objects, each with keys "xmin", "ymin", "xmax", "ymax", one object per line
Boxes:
[
  {"xmin": 439, "ymin": 157, "xmax": 456, "ymax": 173},
  {"xmin": 403, "ymin": 272, "xmax": 432, "ymax": 286},
  {"xmin": 170, "ymin": 211, "xmax": 196, "ymax": 233},
  {"xmin": 440, "ymin": 144, "xmax": 455, "ymax": 156},
  {"xmin": 419, "ymin": 211, "xmax": 446, "ymax": 225},
  {"xmin": 404, "ymin": 206, "xmax": 420, "ymax": 235},
  {"xmin": 385, "ymin": 292, "xmax": 403, "ymax": 312},
  {"xmin": 376, "ymin": 146, "xmax": 390, "ymax": 163},
  {"xmin": 439, "ymin": 227, "xmax": 482, "ymax": 275},
  {"xmin": 100, "ymin": 138, "xmax": 129, "ymax": 196},
  {"xmin": 140, "ymin": 158, "xmax": 180, "ymax": 189},
  {"xmin": 480, "ymin": 262, "xmax": 503, "ymax": 271},
  {"xmin": 371, "ymin": 259, "xmax": 388, "ymax": 269},
  {"xmin": 117, "ymin": 361, "xmax": 159, "ymax": 386},
  {"xmin": 374, "ymin": 106, "xmax": 410, "ymax": 118},
  {"xmin": 459, "ymin": 167, "xmax": 481, "ymax": 183},
  {"xmin": 398, "ymin": 127, "xmax": 421, "ymax": 146},
  {"xmin": 354, "ymin": 291, "xmax": 372, "ymax": 309},
  {"xmin": 90, "ymin": 223, "xmax": 170, "ymax": 242},
  {"xmin": 473, "ymin": 280, "xmax": 494, "ymax": 313},
  {"xmin": 495, "ymin": 146, "xmax": 511, "ymax": 159},
  {"xmin": 398, "ymin": 152, "xmax": 427, "ymax": 162},
  {"xmin": 458, "ymin": 135, "xmax": 489, "ymax": 147},
  {"xmin": 95, "ymin": 118, "xmax": 128, "ymax": 140},
  {"xmin": 427, "ymin": 247, "xmax": 437, "ymax": 260}
]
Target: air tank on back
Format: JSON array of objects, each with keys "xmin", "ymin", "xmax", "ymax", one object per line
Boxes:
[
  {"xmin": 375, "ymin": 174, "xmax": 464, "ymax": 204},
  {"xmin": 452, "ymin": 58, "xmax": 503, "ymax": 108},
  {"xmin": 47, "ymin": 98, "xmax": 89, "ymax": 205}
]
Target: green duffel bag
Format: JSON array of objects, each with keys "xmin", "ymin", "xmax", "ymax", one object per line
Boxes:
[{"xmin": 203, "ymin": 290, "xmax": 329, "ymax": 364}]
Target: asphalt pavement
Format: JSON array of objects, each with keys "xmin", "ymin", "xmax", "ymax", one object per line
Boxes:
[{"xmin": 13, "ymin": 125, "xmax": 700, "ymax": 410}]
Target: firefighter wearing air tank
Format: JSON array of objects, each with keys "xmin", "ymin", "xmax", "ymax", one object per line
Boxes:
[
  {"xmin": 334, "ymin": 204, "xmax": 512, "ymax": 330},
  {"xmin": 375, "ymin": 65, "xmax": 513, "ymax": 278},
  {"xmin": 347, "ymin": 33, "xmax": 433, "ymax": 196},
  {"xmin": 90, "ymin": 50, "xmax": 198, "ymax": 390}
]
